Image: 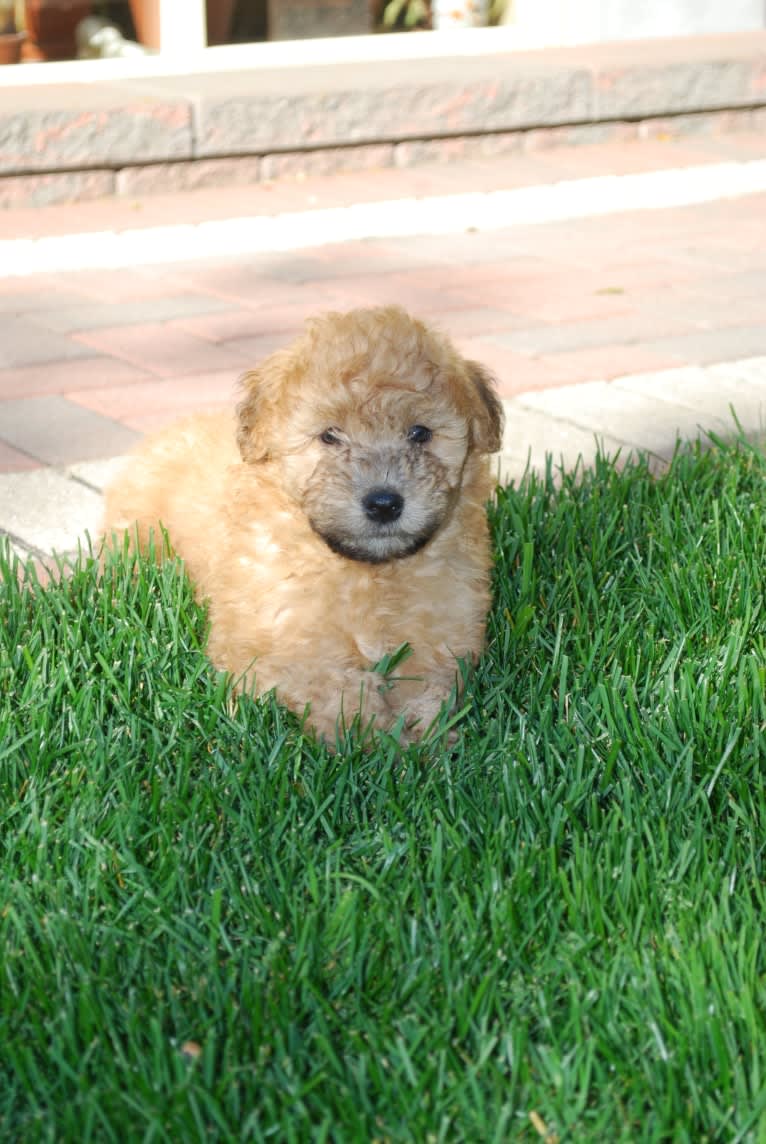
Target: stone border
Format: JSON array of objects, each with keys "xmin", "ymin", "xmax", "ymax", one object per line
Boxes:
[{"xmin": 0, "ymin": 32, "xmax": 765, "ymax": 207}]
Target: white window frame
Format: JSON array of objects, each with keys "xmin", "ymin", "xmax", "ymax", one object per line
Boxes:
[{"xmin": 160, "ymin": 0, "xmax": 208, "ymax": 55}]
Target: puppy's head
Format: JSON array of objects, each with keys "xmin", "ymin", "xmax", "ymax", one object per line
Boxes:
[{"xmin": 236, "ymin": 306, "xmax": 503, "ymax": 564}]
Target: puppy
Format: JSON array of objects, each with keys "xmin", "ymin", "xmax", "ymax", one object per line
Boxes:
[{"xmin": 103, "ymin": 306, "xmax": 503, "ymax": 744}]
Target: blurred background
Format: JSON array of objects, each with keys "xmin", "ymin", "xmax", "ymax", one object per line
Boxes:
[
  {"xmin": 1, "ymin": 0, "xmax": 764, "ymax": 64},
  {"xmin": 3, "ymin": 1, "xmax": 508, "ymax": 63}
]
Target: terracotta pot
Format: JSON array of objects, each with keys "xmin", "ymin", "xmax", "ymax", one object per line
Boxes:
[
  {"xmin": 23, "ymin": 0, "xmax": 92, "ymax": 61},
  {"xmin": 128, "ymin": 0, "xmax": 159, "ymax": 49},
  {"xmin": 129, "ymin": 0, "xmax": 236, "ymax": 50},
  {"xmin": 0, "ymin": 30, "xmax": 26, "ymax": 63}
]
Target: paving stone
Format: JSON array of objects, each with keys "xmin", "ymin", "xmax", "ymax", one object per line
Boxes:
[
  {"xmin": 66, "ymin": 456, "xmax": 129, "ymax": 493},
  {"xmin": 448, "ymin": 338, "xmax": 582, "ymax": 395},
  {"xmin": 0, "ymin": 170, "xmax": 116, "ymax": 210},
  {"xmin": 535, "ymin": 343, "xmax": 682, "ymax": 385},
  {"xmin": 0, "ymin": 284, "xmax": 79, "ymax": 315},
  {"xmin": 116, "ymin": 157, "xmax": 263, "ymax": 198},
  {"xmin": 0, "ymin": 275, "xmax": 65, "ymax": 301},
  {"xmin": 614, "ymin": 364, "xmax": 766, "ymax": 437},
  {"xmin": 0, "ymin": 83, "xmax": 193, "ymax": 176},
  {"xmin": 638, "ymin": 291, "xmax": 766, "ymax": 328},
  {"xmin": 0, "ymin": 315, "xmax": 95, "ymax": 369},
  {"xmin": 223, "ymin": 243, "xmax": 440, "ymax": 286},
  {"xmin": 191, "ymin": 57, "xmax": 593, "ymax": 156},
  {"xmin": 593, "ymin": 58, "xmax": 762, "ymax": 121},
  {"xmin": 26, "ymin": 294, "xmax": 234, "ymax": 335},
  {"xmin": 636, "ymin": 107, "xmax": 766, "ymax": 144},
  {"xmin": 699, "ymin": 268, "xmax": 766, "ymax": 300},
  {"xmin": 516, "ymin": 379, "xmax": 731, "ymax": 458},
  {"xmin": 642, "ymin": 325, "xmax": 766, "ymax": 366},
  {"xmin": 67, "ymin": 370, "xmax": 238, "ymax": 432},
  {"xmin": 498, "ymin": 399, "xmax": 627, "ymax": 484},
  {"xmin": 429, "ymin": 308, "xmax": 536, "ymax": 340},
  {"xmin": 260, "ymin": 144, "xmax": 395, "ymax": 182},
  {"xmin": 529, "ymin": 136, "xmax": 717, "ymax": 179},
  {"xmin": 491, "ymin": 311, "xmax": 690, "ymax": 356},
  {"xmin": 0, "ymin": 396, "xmax": 140, "ymax": 465},
  {"xmin": 394, "ymin": 135, "xmax": 524, "ymax": 168},
  {"xmin": 0, "ymin": 357, "xmax": 152, "ymax": 401},
  {"xmin": 0, "ymin": 468, "xmax": 101, "ymax": 555},
  {"xmin": 169, "ymin": 307, "xmax": 311, "ymax": 344},
  {"xmin": 707, "ymin": 355, "xmax": 766, "ymax": 387},
  {"xmin": 61, "ymin": 267, "xmax": 218, "ymax": 304},
  {"xmin": 207, "ymin": 335, "xmax": 302, "ymax": 371},
  {"xmin": 72, "ymin": 324, "xmax": 252, "ymax": 379},
  {"xmin": 0, "ymin": 440, "xmax": 39, "ymax": 472}
]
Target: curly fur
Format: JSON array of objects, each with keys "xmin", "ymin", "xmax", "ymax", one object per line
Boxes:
[{"xmin": 103, "ymin": 306, "xmax": 504, "ymax": 744}]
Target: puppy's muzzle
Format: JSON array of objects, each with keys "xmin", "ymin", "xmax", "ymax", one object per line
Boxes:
[{"xmin": 362, "ymin": 487, "xmax": 404, "ymax": 525}]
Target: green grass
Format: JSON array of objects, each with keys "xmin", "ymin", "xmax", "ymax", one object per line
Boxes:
[{"xmin": 1, "ymin": 436, "xmax": 765, "ymax": 1143}]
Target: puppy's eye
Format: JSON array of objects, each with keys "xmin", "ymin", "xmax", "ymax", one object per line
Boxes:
[
  {"xmin": 320, "ymin": 429, "xmax": 342, "ymax": 446},
  {"xmin": 407, "ymin": 425, "xmax": 432, "ymax": 445}
]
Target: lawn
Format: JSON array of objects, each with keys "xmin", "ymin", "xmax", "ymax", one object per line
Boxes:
[{"xmin": 1, "ymin": 437, "xmax": 765, "ymax": 1143}]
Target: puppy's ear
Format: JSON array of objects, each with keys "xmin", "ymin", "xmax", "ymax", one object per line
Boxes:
[
  {"xmin": 236, "ymin": 348, "xmax": 296, "ymax": 463},
  {"xmin": 465, "ymin": 360, "xmax": 504, "ymax": 453}
]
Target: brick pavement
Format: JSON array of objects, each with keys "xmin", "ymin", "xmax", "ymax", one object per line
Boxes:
[{"xmin": 1, "ymin": 131, "xmax": 765, "ymax": 558}]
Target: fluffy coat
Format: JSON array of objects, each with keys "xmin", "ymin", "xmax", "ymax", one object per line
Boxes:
[{"xmin": 103, "ymin": 306, "xmax": 504, "ymax": 743}]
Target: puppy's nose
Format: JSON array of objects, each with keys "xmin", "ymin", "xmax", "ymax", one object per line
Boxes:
[{"xmin": 362, "ymin": 488, "xmax": 404, "ymax": 524}]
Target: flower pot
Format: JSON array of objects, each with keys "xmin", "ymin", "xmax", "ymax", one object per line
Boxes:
[
  {"xmin": 23, "ymin": 0, "xmax": 92, "ymax": 61},
  {"xmin": 128, "ymin": 0, "xmax": 159, "ymax": 49},
  {"xmin": 0, "ymin": 29, "xmax": 26, "ymax": 63},
  {"xmin": 432, "ymin": 0, "xmax": 489, "ymax": 28}
]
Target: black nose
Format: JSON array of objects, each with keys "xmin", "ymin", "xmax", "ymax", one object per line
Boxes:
[{"xmin": 362, "ymin": 488, "xmax": 404, "ymax": 524}]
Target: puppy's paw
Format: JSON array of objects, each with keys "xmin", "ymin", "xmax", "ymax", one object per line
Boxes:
[
  {"xmin": 313, "ymin": 677, "xmax": 397, "ymax": 749},
  {"xmin": 398, "ymin": 685, "xmax": 455, "ymax": 745}
]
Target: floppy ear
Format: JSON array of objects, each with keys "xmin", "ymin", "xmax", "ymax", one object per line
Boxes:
[
  {"xmin": 465, "ymin": 360, "xmax": 504, "ymax": 453},
  {"xmin": 236, "ymin": 347, "xmax": 297, "ymax": 463}
]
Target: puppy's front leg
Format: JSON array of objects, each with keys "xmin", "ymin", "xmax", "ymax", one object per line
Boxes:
[
  {"xmin": 239, "ymin": 658, "xmax": 397, "ymax": 744},
  {"xmin": 383, "ymin": 656, "xmax": 464, "ymax": 741}
]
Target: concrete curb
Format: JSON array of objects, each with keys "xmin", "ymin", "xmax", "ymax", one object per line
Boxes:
[
  {"xmin": 1, "ymin": 32, "xmax": 765, "ymax": 207},
  {"xmin": 2, "ymin": 357, "xmax": 764, "ymax": 562}
]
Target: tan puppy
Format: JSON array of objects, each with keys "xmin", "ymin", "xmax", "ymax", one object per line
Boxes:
[{"xmin": 103, "ymin": 306, "xmax": 503, "ymax": 744}]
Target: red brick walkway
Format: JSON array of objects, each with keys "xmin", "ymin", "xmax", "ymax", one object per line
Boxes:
[{"xmin": 1, "ymin": 130, "xmax": 765, "ymax": 473}]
